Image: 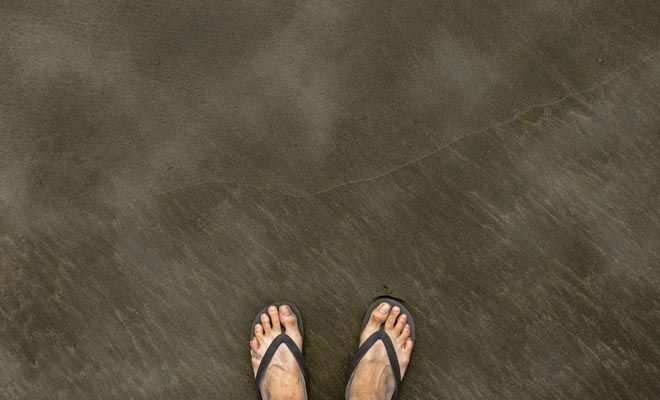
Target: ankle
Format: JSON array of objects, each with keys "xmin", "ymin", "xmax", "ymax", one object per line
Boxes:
[
  {"xmin": 347, "ymin": 394, "xmax": 380, "ymax": 400},
  {"xmin": 260, "ymin": 368, "xmax": 305, "ymax": 400},
  {"xmin": 261, "ymin": 385, "xmax": 305, "ymax": 400},
  {"xmin": 347, "ymin": 390, "xmax": 384, "ymax": 400},
  {"xmin": 346, "ymin": 369, "xmax": 394, "ymax": 400},
  {"xmin": 263, "ymin": 393, "xmax": 305, "ymax": 400}
]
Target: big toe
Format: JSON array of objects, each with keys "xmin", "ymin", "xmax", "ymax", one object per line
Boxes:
[
  {"xmin": 360, "ymin": 302, "xmax": 391, "ymax": 344},
  {"xmin": 279, "ymin": 305, "xmax": 303, "ymax": 347}
]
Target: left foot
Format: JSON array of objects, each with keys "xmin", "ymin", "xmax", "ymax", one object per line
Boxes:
[{"xmin": 250, "ymin": 305, "xmax": 306, "ymax": 400}]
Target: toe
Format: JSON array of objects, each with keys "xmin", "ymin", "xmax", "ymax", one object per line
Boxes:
[
  {"xmin": 404, "ymin": 337, "xmax": 414, "ymax": 352},
  {"xmin": 360, "ymin": 302, "xmax": 391, "ymax": 345},
  {"xmin": 392, "ymin": 313, "xmax": 407, "ymax": 336},
  {"xmin": 250, "ymin": 337, "xmax": 259, "ymax": 352},
  {"xmin": 400, "ymin": 338, "xmax": 414, "ymax": 376},
  {"xmin": 367, "ymin": 302, "xmax": 391, "ymax": 328},
  {"xmin": 255, "ymin": 324, "xmax": 265, "ymax": 344},
  {"xmin": 260, "ymin": 313, "xmax": 272, "ymax": 335},
  {"xmin": 385, "ymin": 306, "xmax": 401, "ymax": 330},
  {"xmin": 279, "ymin": 305, "xmax": 303, "ymax": 349},
  {"xmin": 250, "ymin": 337, "xmax": 262, "ymax": 368},
  {"xmin": 279, "ymin": 305, "xmax": 299, "ymax": 333},
  {"xmin": 268, "ymin": 306, "xmax": 281, "ymax": 333},
  {"xmin": 397, "ymin": 323, "xmax": 411, "ymax": 343},
  {"xmin": 250, "ymin": 340, "xmax": 262, "ymax": 377}
]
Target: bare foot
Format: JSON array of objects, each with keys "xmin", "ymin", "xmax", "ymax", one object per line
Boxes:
[
  {"xmin": 346, "ymin": 303, "xmax": 414, "ymax": 400},
  {"xmin": 250, "ymin": 305, "xmax": 306, "ymax": 400}
]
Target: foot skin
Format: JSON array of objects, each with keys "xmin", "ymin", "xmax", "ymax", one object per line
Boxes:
[
  {"xmin": 250, "ymin": 305, "xmax": 307, "ymax": 400},
  {"xmin": 346, "ymin": 303, "xmax": 414, "ymax": 400}
]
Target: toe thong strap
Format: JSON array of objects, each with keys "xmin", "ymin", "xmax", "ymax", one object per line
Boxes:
[
  {"xmin": 255, "ymin": 334, "xmax": 306, "ymax": 399},
  {"xmin": 349, "ymin": 330, "xmax": 402, "ymax": 399}
]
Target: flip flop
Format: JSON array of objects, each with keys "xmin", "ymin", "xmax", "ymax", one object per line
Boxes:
[
  {"xmin": 346, "ymin": 295, "xmax": 416, "ymax": 399},
  {"xmin": 250, "ymin": 302, "xmax": 307, "ymax": 400}
]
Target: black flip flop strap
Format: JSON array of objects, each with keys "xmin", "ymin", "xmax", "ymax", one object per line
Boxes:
[
  {"xmin": 255, "ymin": 334, "xmax": 306, "ymax": 397},
  {"xmin": 349, "ymin": 330, "xmax": 402, "ymax": 397}
]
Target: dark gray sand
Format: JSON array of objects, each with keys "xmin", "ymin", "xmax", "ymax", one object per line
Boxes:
[{"xmin": 2, "ymin": 1, "xmax": 660, "ymax": 398}]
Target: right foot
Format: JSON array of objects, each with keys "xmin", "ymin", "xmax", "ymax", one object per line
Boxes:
[
  {"xmin": 250, "ymin": 305, "xmax": 307, "ymax": 400},
  {"xmin": 346, "ymin": 302, "xmax": 414, "ymax": 400}
]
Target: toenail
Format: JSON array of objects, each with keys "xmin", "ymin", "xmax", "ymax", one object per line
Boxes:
[
  {"xmin": 268, "ymin": 306, "xmax": 277, "ymax": 312},
  {"xmin": 280, "ymin": 306, "xmax": 291, "ymax": 315},
  {"xmin": 379, "ymin": 303, "xmax": 391, "ymax": 314},
  {"xmin": 393, "ymin": 306, "xmax": 400, "ymax": 313},
  {"xmin": 261, "ymin": 314, "xmax": 268, "ymax": 319}
]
